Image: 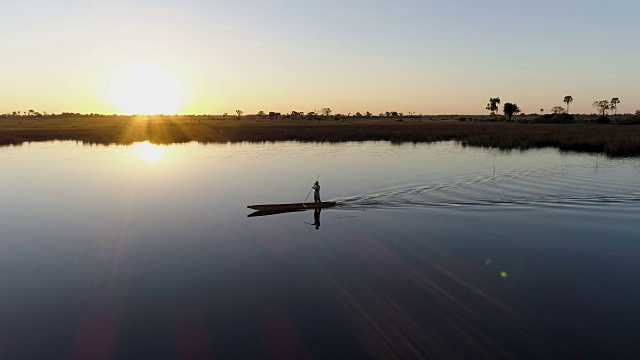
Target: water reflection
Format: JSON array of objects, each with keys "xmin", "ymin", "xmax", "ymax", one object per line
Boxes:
[
  {"xmin": 1, "ymin": 141, "xmax": 639, "ymax": 358},
  {"xmin": 130, "ymin": 141, "xmax": 167, "ymax": 163},
  {"xmin": 247, "ymin": 209, "xmax": 305, "ymax": 217},
  {"xmin": 304, "ymin": 208, "xmax": 322, "ymax": 229},
  {"xmin": 247, "ymin": 207, "xmax": 324, "ymax": 231}
]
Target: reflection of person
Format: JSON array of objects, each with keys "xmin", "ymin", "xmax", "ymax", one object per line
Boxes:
[
  {"xmin": 312, "ymin": 208, "xmax": 321, "ymax": 229},
  {"xmin": 312, "ymin": 181, "xmax": 321, "ymax": 203}
]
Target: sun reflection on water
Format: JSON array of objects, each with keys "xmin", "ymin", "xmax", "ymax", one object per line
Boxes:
[{"xmin": 131, "ymin": 141, "xmax": 167, "ymax": 164}]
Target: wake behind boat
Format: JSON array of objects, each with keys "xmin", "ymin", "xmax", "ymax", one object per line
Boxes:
[{"xmin": 247, "ymin": 201, "xmax": 336, "ymax": 212}]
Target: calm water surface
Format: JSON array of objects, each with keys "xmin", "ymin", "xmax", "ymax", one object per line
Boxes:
[{"xmin": 1, "ymin": 141, "xmax": 639, "ymax": 359}]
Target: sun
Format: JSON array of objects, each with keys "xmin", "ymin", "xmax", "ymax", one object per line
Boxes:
[{"xmin": 106, "ymin": 61, "xmax": 188, "ymax": 115}]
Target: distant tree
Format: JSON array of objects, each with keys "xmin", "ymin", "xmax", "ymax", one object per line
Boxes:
[
  {"xmin": 592, "ymin": 100, "xmax": 610, "ymax": 116},
  {"xmin": 503, "ymin": 103, "xmax": 521, "ymax": 120},
  {"xmin": 486, "ymin": 97, "xmax": 501, "ymax": 120},
  {"xmin": 391, "ymin": 111, "xmax": 399, "ymax": 117},
  {"xmin": 321, "ymin": 108, "xmax": 331, "ymax": 117},
  {"xmin": 28, "ymin": 109, "xmax": 35, "ymax": 116},
  {"xmin": 235, "ymin": 110, "xmax": 243, "ymax": 117},
  {"xmin": 611, "ymin": 97, "xmax": 620, "ymax": 115},
  {"xmin": 307, "ymin": 111, "xmax": 317, "ymax": 117},
  {"xmin": 636, "ymin": 109, "xmax": 640, "ymax": 116},
  {"xmin": 256, "ymin": 110, "xmax": 265, "ymax": 116},
  {"xmin": 540, "ymin": 108, "xmax": 544, "ymax": 114},
  {"xmin": 385, "ymin": 111, "xmax": 391, "ymax": 117},
  {"xmin": 551, "ymin": 106, "xmax": 565, "ymax": 114},
  {"xmin": 11, "ymin": 111, "xmax": 17, "ymax": 116},
  {"xmin": 355, "ymin": 112, "xmax": 362, "ymax": 117},
  {"xmin": 563, "ymin": 96, "xmax": 573, "ymax": 113},
  {"xmin": 365, "ymin": 111, "xmax": 372, "ymax": 118},
  {"xmin": 268, "ymin": 111, "xmax": 281, "ymax": 119}
]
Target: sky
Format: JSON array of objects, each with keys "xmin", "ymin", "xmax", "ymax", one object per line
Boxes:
[{"xmin": 1, "ymin": 0, "xmax": 639, "ymax": 115}]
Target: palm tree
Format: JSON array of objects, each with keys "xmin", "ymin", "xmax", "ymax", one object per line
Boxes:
[
  {"xmin": 611, "ymin": 98, "xmax": 620, "ymax": 115},
  {"xmin": 540, "ymin": 108, "xmax": 544, "ymax": 114},
  {"xmin": 563, "ymin": 96, "xmax": 573, "ymax": 114}
]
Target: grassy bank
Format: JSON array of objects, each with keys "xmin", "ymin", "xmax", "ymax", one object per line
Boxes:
[{"xmin": 1, "ymin": 116, "xmax": 640, "ymax": 157}]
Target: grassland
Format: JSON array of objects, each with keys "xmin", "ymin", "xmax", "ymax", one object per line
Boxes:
[{"xmin": 1, "ymin": 115, "xmax": 640, "ymax": 157}]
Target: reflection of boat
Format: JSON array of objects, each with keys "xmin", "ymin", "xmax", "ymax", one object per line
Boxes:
[
  {"xmin": 247, "ymin": 209, "xmax": 306, "ymax": 217},
  {"xmin": 247, "ymin": 201, "xmax": 336, "ymax": 211}
]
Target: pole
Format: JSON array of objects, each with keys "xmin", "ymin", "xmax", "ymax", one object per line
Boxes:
[{"xmin": 303, "ymin": 175, "xmax": 320, "ymax": 204}]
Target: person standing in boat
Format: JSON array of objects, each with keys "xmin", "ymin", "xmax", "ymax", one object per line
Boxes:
[{"xmin": 312, "ymin": 181, "xmax": 321, "ymax": 203}]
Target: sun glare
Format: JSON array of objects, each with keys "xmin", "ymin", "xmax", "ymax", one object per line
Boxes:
[
  {"xmin": 106, "ymin": 61, "xmax": 187, "ymax": 115},
  {"xmin": 131, "ymin": 141, "xmax": 167, "ymax": 164}
]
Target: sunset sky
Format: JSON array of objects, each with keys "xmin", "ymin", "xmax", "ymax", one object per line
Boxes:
[{"xmin": 1, "ymin": 0, "xmax": 638, "ymax": 115}]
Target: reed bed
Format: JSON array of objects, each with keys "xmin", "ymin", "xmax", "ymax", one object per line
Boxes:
[{"xmin": 1, "ymin": 116, "xmax": 639, "ymax": 157}]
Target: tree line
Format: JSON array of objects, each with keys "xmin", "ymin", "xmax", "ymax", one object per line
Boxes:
[
  {"xmin": 2, "ymin": 97, "xmax": 637, "ymax": 121},
  {"xmin": 486, "ymin": 95, "xmax": 629, "ymax": 123}
]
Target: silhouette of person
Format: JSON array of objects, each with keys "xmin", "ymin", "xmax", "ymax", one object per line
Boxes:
[
  {"xmin": 312, "ymin": 181, "xmax": 321, "ymax": 203},
  {"xmin": 313, "ymin": 208, "xmax": 321, "ymax": 229}
]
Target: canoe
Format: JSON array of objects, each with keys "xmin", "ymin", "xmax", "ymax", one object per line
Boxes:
[{"xmin": 247, "ymin": 201, "xmax": 336, "ymax": 211}]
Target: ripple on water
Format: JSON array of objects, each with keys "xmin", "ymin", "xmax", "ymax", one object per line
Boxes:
[{"xmin": 338, "ymin": 159, "xmax": 640, "ymax": 209}]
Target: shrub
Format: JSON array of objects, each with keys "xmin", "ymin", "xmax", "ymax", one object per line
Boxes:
[
  {"xmin": 458, "ymin": 117, "xmax": 467, "ymax": 121},
  {"xmin": 619, "ymin": 115, "xmax": 640, "ymax": 125},
  {"xmin": 532, "ymin": 113, "xmax": 575, "ymax": 124},
  {"xmin": 596, "ymin": 116, "xmax": 611, "ymax": 124}
]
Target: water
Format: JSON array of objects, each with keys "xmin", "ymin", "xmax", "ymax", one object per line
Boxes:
[{"xmin": 1, "ymin": 141, "xmax": 639, "ymax": 358}]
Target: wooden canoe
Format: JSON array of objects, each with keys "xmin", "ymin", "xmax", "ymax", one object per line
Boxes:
[{"xmin": 247, "ymin": 201, "xmax": 336, "ymax": 211}]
